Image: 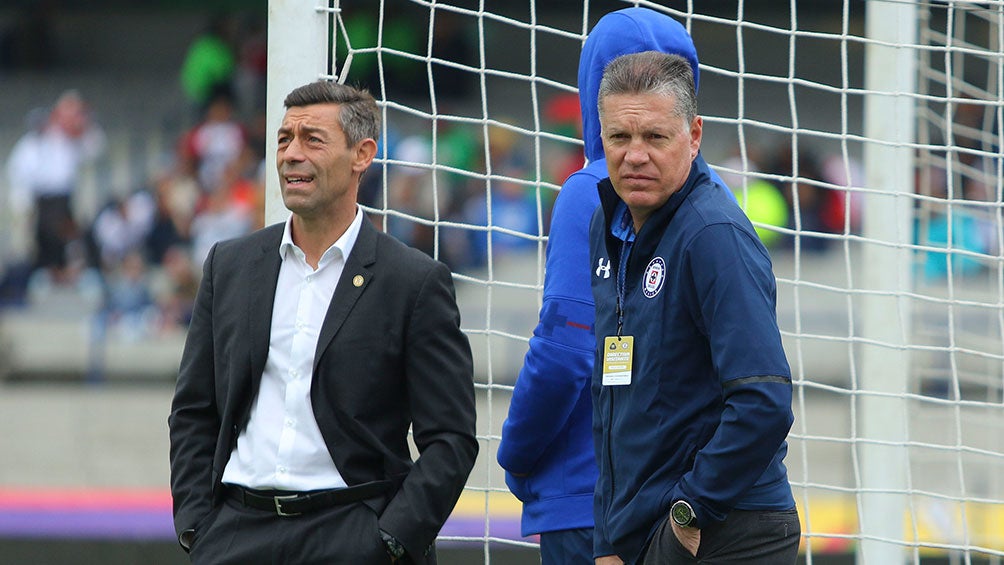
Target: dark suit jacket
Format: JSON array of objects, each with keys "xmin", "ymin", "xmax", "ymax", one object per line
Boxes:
[{"xmin": 169, "ymin": 218, "xmax": 478, "ymax": 563}]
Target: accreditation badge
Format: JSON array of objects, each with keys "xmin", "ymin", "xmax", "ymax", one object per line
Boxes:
[{"xmin": 602, "ymin": 335, "xmax": 634, "ymax": 386}]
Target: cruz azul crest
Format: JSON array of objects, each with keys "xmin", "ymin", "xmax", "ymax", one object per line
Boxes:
[{"xmin": 643, "ymin": 257, "xmax": 666, "ymax": 298}]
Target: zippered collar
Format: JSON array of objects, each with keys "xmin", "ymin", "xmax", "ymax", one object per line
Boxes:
[{"xmin": 597, "ymin": 153, "xmax": 713, "ymax": 271}]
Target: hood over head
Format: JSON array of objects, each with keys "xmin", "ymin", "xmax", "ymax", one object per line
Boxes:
[{"xmin": 578, "ymin": 8, "xmax": 701, "ymax": 163}]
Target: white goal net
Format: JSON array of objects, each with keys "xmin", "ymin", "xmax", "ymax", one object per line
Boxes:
[{"xmin": 266, "ymin": 1, "xmax": 1004, "ymax": 563}]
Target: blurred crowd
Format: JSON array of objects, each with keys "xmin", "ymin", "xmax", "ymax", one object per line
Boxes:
[
  {"xmin": 2, "ymin": 9, "xmax": 998, "ymax": 346},
  {"xmin": 717, "ymin": 128, "xmax": 1001, "ymax": 285},
  {"xmin": 1, "ymin": 12, "xmax": 268, "ymax": 342},
  {"xmin": 0, "ymin": 8, "xmax": 559, "ymax": 343}
]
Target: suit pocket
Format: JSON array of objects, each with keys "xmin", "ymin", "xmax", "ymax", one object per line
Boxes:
[{"xmin": 189, "ymin": 502, "xmax": 226, "ymax": 553}]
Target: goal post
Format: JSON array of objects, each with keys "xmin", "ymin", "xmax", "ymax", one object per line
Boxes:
[
  {"xmin": 858, "ymin": 1, "xmax": 917, "ymax": 563},
  {"xmin": 264, "ymin": 0, "xmax": 330, "ymax": 226}
]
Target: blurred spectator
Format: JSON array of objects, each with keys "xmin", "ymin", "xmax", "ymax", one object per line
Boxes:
[
  {"xmin": 179, "ymin": 13, "xmax": 237, "ymax": 117},
  {"xmin": 178, "ymin": 84, "xmax": 247, "ymax": 194},
  {"xmin": 420, "ymin": 121, "xmax": 483, "ymax": 266},
  {"xmin": 384, "ymin": 134, "xmax": 438, "ymax": 255},
  {"xmin": 914, "ymin": 160, "xmax": 993, "ymax": 281},
  {"xmin": 188, "ymin": 160, "xmax": 256, "ymax": 267},
  {"xmin": 0, "ymin": 108, "xmax": 48, "ymax": 307},
  {"xmin": 952, "ymin": 94, "xmax": 998, "ymax": 196},
  {"xmin": 820, "ymin": 152, "xmax": 865, "ymax": 234},
  {"xmin": 919, "ymin": 205, "xmax": 990, "ymax": 280},
  {"xmin": 439, "ymin": 123, "xmax": 541, "ymax": 269},
  {"xmin": 460, "ymin": 172, "xmax": 540, "ymax": 268},
  {"xmin": 91, "ymin": 190, "xmax": 157, "ymax": 269},
  {"xmin": 101, "ymin": 250, "xmax": 158, "ymax": 340},
  {"xmin": 218, "ymin": 149, "xmax": 265, "ymax": 228},
  {"xmin": 732, "ymin": 179, "xmax": 789, "ymax": 248},
  {"xmin": 542, "ymin": 92, "xmax": 585, "ymax": 220},
  {"xmin": 146, "ymin": 172, "xmax": 199, "ymax": 265},
  {"xmin": 718, "ymin": 144, "xmax": 788, "ymax": 248},
  {"xmin": 768, "ymin": 143, "xmax": 834, "ymax": 253},
  {"xmin": 6, "ymin": 90, "xmax": 106, "ymax": 278},
  {"xmin": 150, "ymin": 245, "xmax": 199, "ymax": 332}
]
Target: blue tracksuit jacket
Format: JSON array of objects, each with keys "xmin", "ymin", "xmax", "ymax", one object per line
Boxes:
[{"xmin": 589, "ymin": 156, "xmax": 795, "ymax": 563}]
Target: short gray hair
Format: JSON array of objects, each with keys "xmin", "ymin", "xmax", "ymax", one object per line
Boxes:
[
  {"xmin": 597, "ymin": 51, "xmax": 697, "ymax": 124},
  {"xmin": 283, "ymin": 81, "xmax": 380, "ymax": 147}
]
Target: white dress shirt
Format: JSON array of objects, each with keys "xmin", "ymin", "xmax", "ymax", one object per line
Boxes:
[
  {"xmin": 221, "ymin": 208, "xmax": 364, "ymax": 491},
  {"xmin": 5, "ymin": 124, "xmax": 106, "ymax": 210}
]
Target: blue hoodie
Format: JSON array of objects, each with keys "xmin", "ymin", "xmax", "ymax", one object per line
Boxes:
[{"xmin": 496, "ymin": 7, "xmax": 729, "ymax": 540}]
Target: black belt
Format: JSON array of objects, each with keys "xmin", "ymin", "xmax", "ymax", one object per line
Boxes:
[{"xmin": 225, "ymin": 481, "xmax": 392, "ymax": 517}]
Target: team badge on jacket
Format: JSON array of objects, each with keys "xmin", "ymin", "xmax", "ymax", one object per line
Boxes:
[{"xmin": 643, "ymin": 257, "xmax": 666, "ymax": 298}]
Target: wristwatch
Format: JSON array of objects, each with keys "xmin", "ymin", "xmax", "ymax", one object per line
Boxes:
[
  {"xmin": 670, "ymin": 500, "xmax": 697, "ymax": 528},
  {"xmin": 380, "ymin": 529, "xmax": 406, "ymax": 560}
]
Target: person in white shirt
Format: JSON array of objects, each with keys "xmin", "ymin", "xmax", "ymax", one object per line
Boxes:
[
  {"xmin": 169, "ymin": 81, "xmax": 478, "ymax": 564},
  {"xmin": 6, "ymin": 90, "xmax": 105, "ymax": 275}
]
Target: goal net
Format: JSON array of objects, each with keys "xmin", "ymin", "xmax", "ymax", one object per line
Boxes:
[{"xmin": 266, "ymin": 1, "xmax": 1004, "ymax": 563}]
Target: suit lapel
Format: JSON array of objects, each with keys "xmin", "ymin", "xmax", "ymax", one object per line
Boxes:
[
  {"xmin": 248, "ymin": 224, "xmax": 284, "ymax": 389},
  {"xmin": 313, "ymin": 218, "xmax": 378, "ymax": 373}
]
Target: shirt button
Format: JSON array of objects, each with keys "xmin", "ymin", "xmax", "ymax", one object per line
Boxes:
[
  {"xmin": 278, "ymin": 466, "xmax": 287, "ymax": 474},
  {"xmin": 285, "ymin": 418, "xmax": 295, "ymax": 427}
]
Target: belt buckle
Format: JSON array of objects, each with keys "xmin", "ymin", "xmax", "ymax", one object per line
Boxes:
[{"xmin": 273, "ymin": 494, "xmax": 301, "ymax": 517}]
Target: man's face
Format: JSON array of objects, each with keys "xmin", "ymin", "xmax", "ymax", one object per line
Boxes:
[
  {"xmin": 53, "ymin": 94, "xmax": 89, "ymax": 138},
  {"xmin": 276, "ymin": 103, "xmax": 371, "ymax": 221},
  {"xmin": 600, "ymin": 91, "xmax": 702, "ymax": 230}
]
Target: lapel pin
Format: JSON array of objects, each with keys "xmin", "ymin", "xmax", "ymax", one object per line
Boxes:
[{"xmin": 353, "ymin": 275, "xmax": 364, "ymax": 287}]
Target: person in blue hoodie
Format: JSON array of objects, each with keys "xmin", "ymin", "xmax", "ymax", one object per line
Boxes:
[
  {"xmin": 496, "ymin": 8, "xmax": 733, "ymax": 564},
  {"xmin": 589, "ymin": 52, "xmax": 800, "ymax": 564}
]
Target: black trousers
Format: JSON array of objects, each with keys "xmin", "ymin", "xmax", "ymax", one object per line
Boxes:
[
  {"xmin": 189, "ymin": 496, "xmax": 422, "ymax": 565},
  {"xmin": 34, "ymin": 194, "xmax": 76, "ymax": 269},
  {"xmin": 640, "ymin": 508, "xmax": 800, "ymax": 564}
]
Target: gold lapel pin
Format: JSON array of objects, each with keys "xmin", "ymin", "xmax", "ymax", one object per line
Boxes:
[{"xmin": 353, "ymin": 275, "xmax": 364, "ymax": 287}]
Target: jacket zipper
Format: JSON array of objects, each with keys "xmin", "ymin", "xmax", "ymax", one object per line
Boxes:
[{"xmin": 606, "ymin": 386, "xmax": 616, "ymax": 508}]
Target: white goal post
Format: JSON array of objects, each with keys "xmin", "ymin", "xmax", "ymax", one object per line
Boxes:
[{"xmin": 267, "ymin": 1, "xmax": 1004, "ymax": 563}]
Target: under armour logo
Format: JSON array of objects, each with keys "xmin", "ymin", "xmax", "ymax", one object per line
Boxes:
[{"xmin": 596, "ymin": 258, "xmax": 611, "ymax": 279}]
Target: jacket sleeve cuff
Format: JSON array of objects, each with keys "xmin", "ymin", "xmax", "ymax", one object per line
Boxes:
[
  {"xmin": 179, "ymin": 528, "xmax": 195, "ymax": 552},
  {"xmin": 593, "ymin": 529, "xmax": 617, "ymax": 558},
  {"xmin": 669, "ymin": 484, "xmax": 721, "ymax": 530}
]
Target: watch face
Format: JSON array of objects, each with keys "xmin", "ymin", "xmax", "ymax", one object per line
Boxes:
[{"xmin": 672, "ymin": 501, "xmax": 693, "ymax": 526}]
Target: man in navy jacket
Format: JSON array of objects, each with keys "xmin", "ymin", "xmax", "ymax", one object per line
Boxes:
[
  {"xmin": 496, "ymin": 8, "xmax": 732, "ymax": 565},
  {"xmin": 589, "ymin": 52, "xmax": 800, "ymax": 564}
]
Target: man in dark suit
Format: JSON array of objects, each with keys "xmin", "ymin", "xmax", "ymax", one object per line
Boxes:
[{"xmin": 169, "ymin": 80, "xmax": 478, "ymax": 564}]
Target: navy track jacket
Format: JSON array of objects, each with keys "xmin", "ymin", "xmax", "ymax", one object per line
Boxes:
[{"xmin": 589, "ymin": 156, "xmax": 795, "ymax": 563}]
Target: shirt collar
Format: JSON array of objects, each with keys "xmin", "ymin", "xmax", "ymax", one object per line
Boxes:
[
  {"xmin": 611, "ymin": 201, "xmax": 636, "ymax": 243},
  {"xmin": 278, "ymin": 206, "xmax": 365, "ymax": 266}
]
